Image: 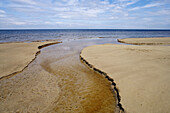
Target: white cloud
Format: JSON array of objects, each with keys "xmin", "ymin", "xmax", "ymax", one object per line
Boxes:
[
  {"xmin": 151, "ymin": 9, "xmax": 170, "ymax": 16},
  {"xmin": 129, "ymin": 3, "xmax": 163, "ymax": 11},
  {"xmin": 100, "ymin": 0, "xmax": 109, "ymax": 5},
  {"xmin": 142, "ymin": 3, "xmax": 163, "ymax": 8},
  {"xmin": 55, "ymin": 22, "xmax": 63, "ymax": 24},
  {"xmin": 68, "ymin": 0, "xmax": 78, "ymax": 5},
  {"xmin": 125, "ymin": 0, "xmax": 139, "ymax": 6},
  {"xmin": 0, "ymin": 17, "xmax": 26, "ymax": 25},
  {"xmin": 80, "ymin": 8, "xmax": 104, "ymax": 17},
  {"xmin": 124, "ymin": 12, "xmax": 129, "ymax": 16},
  {"xmin": 0, "ymin": 14, "xmax": 6, "ymax": 17},
  {"xmin": 53, "ymin": 7, "xmax": 69, "ymax": 12},
  {"xmin": 0, "ymin": 10, "xmax": 5, "ymax": 13},
  {"xmin": 110, "ymin": 16, "xmax": 119, "ymax": 19},
  {"xmin": 56, "ymin": 13, "xmax": 72, "ymax": 19},
  {"xmin": 158, "ymin": 10, "xmax": 170, "ymax": 15},
  {"xmin": 115, "ymin": 0, "xmax": 139, "ymax": 8},
  {"xmin": 44, "ymin": 21, "xmax": 63, "ymax": 24},
  {"xmin": 9, "ymin": 0, "xmax": 37, "ymax": 5},
  {"xmin": 143, "ymin": 18, "xmax": 152, "ymax": 21},
  {"xmin": 11, "ymin": 21, "xmax": 26, "ymax": 25},
  {"xmin": 44, "ymin": 21, "xmax": 53, "ymax": 24},
  {"xmin": 3, "ymin": 0, "xmax": 132, "ymax": 21},
  {"xmin": 0, "ymin": 0, "xmax": 169, "ymax": 28}
]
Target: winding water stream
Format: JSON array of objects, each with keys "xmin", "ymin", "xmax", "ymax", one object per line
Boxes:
[{"xmin": 0, "ymin": 38, "xmax": 121, "ymax": 113}]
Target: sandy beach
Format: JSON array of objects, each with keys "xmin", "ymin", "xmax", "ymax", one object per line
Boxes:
[
  {"xmin": 0, "ymin": 40, "xmax": 119, "ymax": 113},
  {"xmin": 1, "ymin": 0, "xmax": 170, "ymax": 112},
  {"xmin": 80, "ymin": 37, "xmax": 170, "ymax": 113},
  {"xmin": 0, "ymin": 41, "xmax": 60, "ymax": 79}
]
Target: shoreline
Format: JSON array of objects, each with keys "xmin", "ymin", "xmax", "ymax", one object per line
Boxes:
[
  {"xmin": 0, "ymin": 39, "xmax": 61, "ymax": 44},
  {"xmin": 80, "ymin": 37, "xmax": 170, "ymax": 113},
  {"xmin": 80, "ymin": 54, "xmax": 124, "ymax": 112},
  {"xmin": 118, "ymin": 37, "xmax": 170, "ymax": 45},
  {"xmin": 1, "ymin": 37, "xmax": 170, "ymax": 112},
  {"xmin": 0, "ymin": 39, "xmax": 118, "ymax": 113},
  {"xmin": 0, "ymin": 40, "xmax": 61, "ymax": 79}
]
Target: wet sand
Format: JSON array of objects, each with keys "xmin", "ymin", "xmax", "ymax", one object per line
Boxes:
[
  {"xmin": 0, "ymin": 39, "xmax": 120, "ymax": 113},
  {"xmin": 80, "ymin": 37, "xmax": 170, "ymax": 113},
  {"xmin": 0, "ymin": 41, "xmax": 60, "ymax": 79}
]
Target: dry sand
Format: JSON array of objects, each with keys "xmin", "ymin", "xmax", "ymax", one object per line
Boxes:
[
  {"xmin": 118, "ymin": 37, "xmax": 170, "ymax": 45},
  {"xmin": 80, "ymin": 38, "xmax": 170, "ymax": 113},
  {"xmin": 0, "ymin": 41, "xmax": 60, "ymax": 78}
]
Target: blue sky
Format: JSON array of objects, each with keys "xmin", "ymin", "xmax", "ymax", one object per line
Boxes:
[{"xmin": 0, "ymin": 0, "xmax": 170, "ymax": 29}]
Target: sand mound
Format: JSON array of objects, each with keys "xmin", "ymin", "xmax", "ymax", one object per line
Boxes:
[
  {"xmin": 118, "ymin": 37, "xmax": 170, "ymax": 45},
  {"xmin": 80, "ymin": 38, "xmax": 170, "ymax": 113},
  {"xmin": 0, "ymin": 41, "xmax": 60, "ymax": 79}
]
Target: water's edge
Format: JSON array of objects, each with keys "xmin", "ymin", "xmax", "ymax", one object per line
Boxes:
[
  {"xmin": 80, "ymin": 52, "xmax": 125, "ymax": 112},
  {"xmin": 1, "ymin": 39, "xmax": 124, "ymax": 112},
  {"xmin": 0, "ymin": 42, "xmax": 61, "ymax": 80}
]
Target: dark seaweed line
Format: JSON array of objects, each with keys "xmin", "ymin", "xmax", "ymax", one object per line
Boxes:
[
  {"xmin": 38, "ymin": 42, "xmax": 61, "ymax": 49},
  {"xmin": 79, "ymin": 53, "xmax": 125, "ymax": 112}
]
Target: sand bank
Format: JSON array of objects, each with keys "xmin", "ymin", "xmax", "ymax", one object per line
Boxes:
[
  {"xmin": 0, "ymin": 41, "xmax": 60, "ymax": 79},
  {"xmin": 118, "ymin": 37, "xmax": 170, "ymax": 45},
  {"xmin": 80, "ymin": 38, "xmax": 170, "ymax": 113},
  {"xmin": 0, "ymin": 40, "xmax": 118, "ymax": 113}
]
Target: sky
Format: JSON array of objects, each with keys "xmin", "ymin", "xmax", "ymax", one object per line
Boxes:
[{"xmin": 0, "ymin": 0, "xmax": 170, "ymax": 29}]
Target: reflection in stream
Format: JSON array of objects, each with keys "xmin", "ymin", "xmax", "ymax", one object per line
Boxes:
[{"xmin": 0, "ymin": 38, "xmax": 120, "ymax": 113}]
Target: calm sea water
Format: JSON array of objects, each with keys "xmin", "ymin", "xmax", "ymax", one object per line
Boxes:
[{"xmin": 0, "ymin": 29, "xmax": 170, "ymax": 42}]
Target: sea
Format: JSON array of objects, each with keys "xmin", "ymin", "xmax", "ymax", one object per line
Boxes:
[{"xmin": 0, "ymin": 29, "xmax": 170, "ymax": 43}]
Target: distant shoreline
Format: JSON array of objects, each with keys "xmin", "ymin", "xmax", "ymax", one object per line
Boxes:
[
  {"xmin": 1, "ymin": 29, "xmax": 170, "ymax": 31},
  {"xmin": 118, "ymin": 37, "xmax": 170, "ymax": 45}
]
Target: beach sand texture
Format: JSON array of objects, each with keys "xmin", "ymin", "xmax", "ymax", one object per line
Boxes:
[
  {"xmin": 0, "ymin": 40, "xmax": 118, "ymax": 113},
  {"xmin": 80, "ymin": 37, "xmax": 170, "ymax": 113},
  {"xmin": 0, "ymin": 41, "xmax": 60, "ymax": 79}
]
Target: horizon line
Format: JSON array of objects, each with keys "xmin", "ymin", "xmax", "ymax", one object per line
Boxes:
[{"xmin": 0, "ymin": 28, "xmax": 170, "ymax": 30}]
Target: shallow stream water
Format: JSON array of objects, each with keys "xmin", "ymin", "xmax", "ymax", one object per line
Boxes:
[{"xmin": 0, "ymin": 38, "xmax": 120, "ymax": 112}]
